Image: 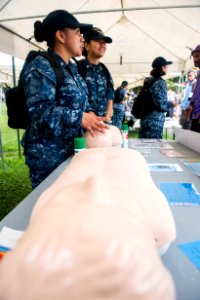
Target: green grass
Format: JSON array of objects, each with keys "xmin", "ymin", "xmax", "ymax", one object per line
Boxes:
[{"xmin": 0, "ymin": 103, "xmax": 31, "ymax": 221}]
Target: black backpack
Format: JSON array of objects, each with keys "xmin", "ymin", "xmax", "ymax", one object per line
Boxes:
[
  {"xmin": 114, "ymin": 86, "xmax": 123, "ymax": 103},
  {"xmin": 6, "ymin": 51, "xmax": 64, "ymax": 129},
  {"xmin": 131, "ymin": 77, "xmax": 162, "ymax": 119}
]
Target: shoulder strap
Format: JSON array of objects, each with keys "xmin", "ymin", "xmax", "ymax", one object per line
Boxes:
[
  {"xmin": 75, "ymin": 59, "xmax": 114, "ymax": 91},
  {"xmin": 143, "ymin": 76, "xmax": 162, "ymax": 90},
  {"xmin": 99, "ymin": 62, "xmax": 114, "ymax": 91},
  {"xmin": 38, "ymin": 51, "xmax": 64, "ymax": 105},
  {"xmin": 75, "ymin": 59, "xmax": 87, "ymax": 79}
]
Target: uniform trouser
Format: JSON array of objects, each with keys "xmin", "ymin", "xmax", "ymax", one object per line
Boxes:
[
  {"xmin": 29, "ymin": 165, "xmax": 56, "ymax": 190},
  {"xmin": 25, "ymin": 153, "xmax": 65, "ymax": 190},
  {"xmin": 112, "ymin": 103, "xmax": 125, "ymax": 129},
  {"xmin": 139, "ymin": 118, "xmax": 164, "ymax": 139}
]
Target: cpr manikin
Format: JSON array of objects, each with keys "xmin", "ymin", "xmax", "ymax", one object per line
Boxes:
[
  {"xmin": 84, "ymin": 124, "xmax": 122, "ymax": 148},
  {"xmin": 0, "ymin": 148, "xmax": 176, "ymax": 300}
]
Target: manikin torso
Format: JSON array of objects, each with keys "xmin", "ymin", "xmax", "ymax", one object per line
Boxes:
[{"xmin": 0, "ymin": 147, "xmax": 176, "ymax": 300}]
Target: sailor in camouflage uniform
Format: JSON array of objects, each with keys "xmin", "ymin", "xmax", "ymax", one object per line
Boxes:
[
  {"xmin": 79, "ymin": 28, "xmax": 114, "ymax": 121},
  {"xmin": 112, "ymin": 81, "xmax": 129, "ymax": 129},
  {"xmin": 139, "ymin": 57, "xmax": 175, "ymax": 139},
  {"xmin": 21, "ymin": 10, "xmax": 108, "ymax": 189}
]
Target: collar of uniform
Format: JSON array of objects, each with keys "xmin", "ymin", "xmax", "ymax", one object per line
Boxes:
[
  {"xmin": 47, "ymin": 48, "xmax": 74, "ymax": 70},
  {"xmin": 86, "ymin": 59, "xmax": 103, "ymax": 71}
]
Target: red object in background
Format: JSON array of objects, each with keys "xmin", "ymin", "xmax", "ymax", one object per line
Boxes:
[{"xmin": 0, "ymin": 251, "xmax": 7, "ymax": 261}]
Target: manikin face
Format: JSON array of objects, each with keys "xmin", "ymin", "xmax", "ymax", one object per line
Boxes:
[
  {"xmin": 59, "ymin": 28, "xmax": 85, "ymax": 58},
  {"xmin": 85, "ymin": 39, "xmax": 107, "ymax": 59},
  {"xmin": 192, "ymin": 52, "xmax": 200, "ymax": 68}
]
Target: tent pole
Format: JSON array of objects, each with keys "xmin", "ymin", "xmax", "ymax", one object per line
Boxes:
[
  {"xmin": 12, "ymin": 56, "xmax": 21, "ymax": 159},
  {"xmin": 0, "ymin": 128, "xmax": 5, "ymax": 170},
  {"xmin": 1, "ymin": 5, "xmax": 200, "ymax": 21}
]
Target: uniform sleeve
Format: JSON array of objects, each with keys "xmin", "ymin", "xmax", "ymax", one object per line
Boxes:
[
  {"xmin": 23, "ymin": 64, "xmax": 83, "ymax": 136},
  {"xmin": 150, "ymin": 80, "xmax": 173, "ymax": 112}
]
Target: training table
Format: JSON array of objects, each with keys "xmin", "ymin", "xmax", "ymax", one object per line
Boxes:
[{"xmin": 1, "ymin": 131, "xmax": 200, "ymax": 300}]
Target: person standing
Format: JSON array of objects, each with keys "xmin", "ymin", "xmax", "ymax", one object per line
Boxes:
[
  {"xmin": 167, "ymin": 89, "xmax": 178, "ymax": 118},
  {"xmin": 21, "ymin": 10, "xmax": 108, "ymax": 189},
  {"xmin": 112, "ymin": 80, "xmax": 129, "ymax": 129},
  {"xmin": 139, "ymin": 56, "xmax": 175, "ymax": 139},
  {"xmin": 190, "ymin": 45, "xmax": 200, "ymax": 133},
  {"xmin": 180, "ymin": 70, "xmax": 196, "ymax": 129},
  {"xmin": 77, "ymin": 27, "xmax": 114, "ymax": 122}
]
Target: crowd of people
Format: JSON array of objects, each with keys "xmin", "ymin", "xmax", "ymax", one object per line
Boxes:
[{"xmin": 17, "ymin": 8, "xmax": 200, "ymax": 189}]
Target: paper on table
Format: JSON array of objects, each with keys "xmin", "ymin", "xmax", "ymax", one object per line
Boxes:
[
  {"xmin": 0, "ymin": 226, "xmax": 24, "ymax": 249},
  {"xmin": 129, "ymin": 139, "xmax": 173, "ymax": 149},
  {"xmin": 148, "ymin": 163, "xmax": 183, "ymax": 172},
  {"xmin": 159, "ymin": 182, "xmax": 200, "ymax": 206},
  {"xmin": 178, "ymin": 240, "xmax": 200, "ymax": 270},
  {"xmin": 181, "ymin": 161, "xmax": 200, "ymax": 177},
  {"xmin": 160, "ymin": 149, "xmax": 185, "ymax": 158},
  {"xmin": 180, "ymin": 158, "xmax": 200, "ymax": 163}
]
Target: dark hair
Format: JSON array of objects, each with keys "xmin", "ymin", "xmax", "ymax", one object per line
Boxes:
[
  {"xmin": 34, "ymin": 10, "xmax": 93, "ymax": 48},
  {"xmin": 150, "ymin": 68, "xmax": 165, "ymax": 77},
  {"xmin": 82, "ymin": 47, "xmax": 88, "ymax": 57},
  {"xmin": 34, "ymin": 20, "xmax": 55, "ymax": 48},
  {"xmin": 122, "ymin": 80, "xmax": 128, "ymax": 87}
]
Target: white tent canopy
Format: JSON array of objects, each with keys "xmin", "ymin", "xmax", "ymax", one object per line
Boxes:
[{"xmin": 0, "ymin": 0, "xmax": 200, "ymax": 87}]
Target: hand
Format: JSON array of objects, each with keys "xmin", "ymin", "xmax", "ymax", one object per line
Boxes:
[
  {"xmin": 81, "ymin": 112, "xmax": 109, "ymax": 137},
  {"xmin": 103, "ymin": 115, "xmax": 111, "ymax": 122}
]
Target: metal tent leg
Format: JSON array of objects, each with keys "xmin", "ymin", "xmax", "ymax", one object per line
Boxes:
[{"xmin": 0, "ymin": 129, "xmax": 5, "ymax": 170}]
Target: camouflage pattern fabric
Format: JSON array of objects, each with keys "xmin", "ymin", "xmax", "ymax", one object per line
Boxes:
[
  {"xmin": 112, "ymin": 103, "xmax": 126, "ymax": 129},
  {"xmin": 83, "ymin": 60, "xmax": 114, "ymax": 116},
  {"xmin": 139, "ymin": 79, "xmax": 173, "ymax": 139},
  {"xmin": 21, "ymin": 49, "xmax": 90, "ymax": 189}
]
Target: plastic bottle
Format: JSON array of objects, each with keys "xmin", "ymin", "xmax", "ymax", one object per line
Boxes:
[
  {"xmin": 74, "ymin": 137, "xmax": 86, "ymax": 154},
  {"xmin": 121, "ymin": 124, "xmax": 129, "ymax": 148}
]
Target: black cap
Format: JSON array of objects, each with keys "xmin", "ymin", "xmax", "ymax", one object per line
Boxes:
[
  {"xmin": 122, "ymin": 80, "xmax": 128, "ymax": 86},
  {"xmin": 84, "ymin": 27, "xmax": 112, "ymax": 43},
  {"xmin": 43, "ymin": 10, "xmax": 93, "ymax": 35},
  {"xmin": 152, "ymin": 56, "xmax": 172, "ymax": 69}
]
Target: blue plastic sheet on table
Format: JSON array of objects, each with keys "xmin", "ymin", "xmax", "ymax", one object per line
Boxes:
[
  {"xmin": 178, "ymin": 240, "xmax": 200, "ymax": 270},
  {"xmin": 158, "ymin": 182, "xmax": 200, "ymax": 206}
]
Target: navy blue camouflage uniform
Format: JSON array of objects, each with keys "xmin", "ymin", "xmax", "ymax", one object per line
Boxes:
[
  {"xmin": 21, "ymin": 49, "xmax": 90, "ymax": 189},
  {"xmin": 82, "ymin": 60, "xmax": 114, "ymax": 117},
  {"xmin": 112, "ymin": 87, "xmax": 127, "ymax": 129},
  {"xmin": 139, "ymin": 79, "xmax": 173, "ymax": 139}
]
